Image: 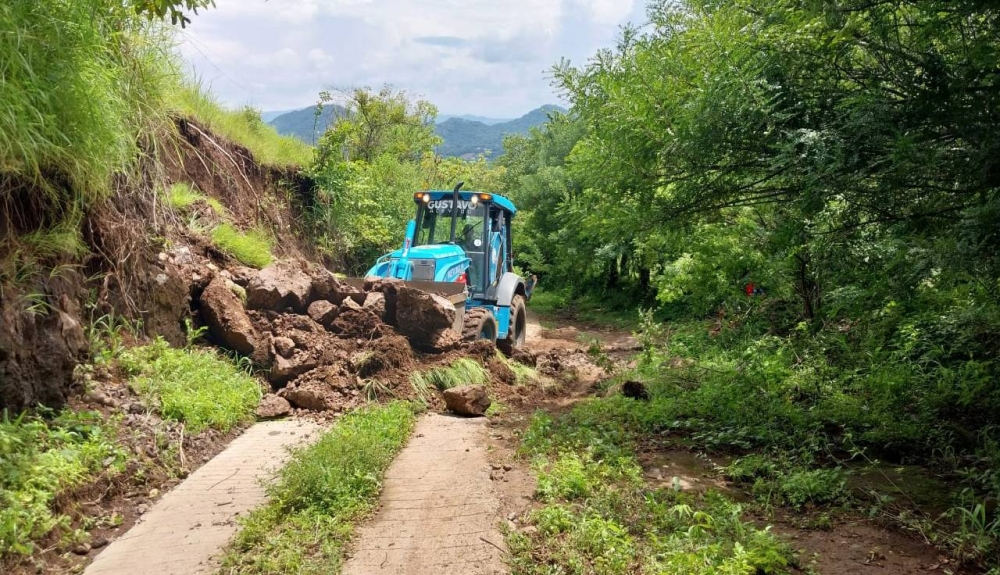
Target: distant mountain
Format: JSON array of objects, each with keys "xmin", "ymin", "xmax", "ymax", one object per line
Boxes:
[
  {"xmin": 436, "ymin": 114, "xmax": 512, "ymax": 126},
  {"xmin": 268, "ymin": 104, "xmax": 566, "ymax": 157},
  {"xmin": 260, "ymin": 109, "xmax": 297, "ymax": 123}
]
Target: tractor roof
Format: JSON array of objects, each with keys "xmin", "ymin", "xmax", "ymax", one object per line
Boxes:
[{"xmin": 421, "ymin": 190, "xmax": 517, "ymax": 215}]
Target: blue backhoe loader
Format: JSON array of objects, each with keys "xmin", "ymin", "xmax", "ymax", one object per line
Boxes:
[{"xmin": 352, "ymin": 183, "xmax": 534, "ymax": 353}]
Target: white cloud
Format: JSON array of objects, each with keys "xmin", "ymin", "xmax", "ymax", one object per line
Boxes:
[{"xmin": 176, "ymin": 0, "xmax": 641, "ymax": 115}]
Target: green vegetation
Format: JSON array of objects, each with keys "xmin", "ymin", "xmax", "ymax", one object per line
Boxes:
[
  {"xmin": 121, "ymin": 338, "xmax": 261, "ymax": 433},
  {"xmin": 0, "ymin": 410, "xmax": 125, "ymax": 557},
  {"xmin": 509, "ymin": 409, "xmax": 793, "ymax": 574},
  {"xmin": 166, "ymin": 83, "xmax": 313, "ymax": 168},
  {"xmin": 167, "ymin": 183, "xmax": 226, "ymax": 215},
  {"xmin": 494, "ymin": 1, "xmax": 1000, "ymax": 568},
  {"xmin": 210, "ymin": 223, "xmax": 274, "ymax": 269},
  {"xmin": 306, "ymin": 87, "xmax": 509, "ymax": 273},
  {"xmin": 409, "ymin": 358, "xmax": 489, "ymax": 392},
  {"xmin": 220, "ymin": 402, "xmax": 416, "ymax": 574}
]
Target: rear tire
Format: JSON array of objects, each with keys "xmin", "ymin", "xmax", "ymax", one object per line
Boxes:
[
  {"xmin": 462, "ymin": 308, "xmax": 497, "ymax": 344},
  {"xmin": 498, "ymin": 295, "xmax": 527, "ymax": 355}
]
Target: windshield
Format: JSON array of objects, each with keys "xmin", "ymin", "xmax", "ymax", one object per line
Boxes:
[{"xmin": 415, "ymin": 200, "xmax": 486, "ymax": 248}]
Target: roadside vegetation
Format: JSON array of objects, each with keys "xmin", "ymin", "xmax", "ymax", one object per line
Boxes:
[
  {"xmin": 509, "ymin": 408, "xmax": 794, "ymax": 574},
  {"xmin": 0, "ymin": 411, "xmax": 126, "ymax": 558},
  {"xmin": 120, "ymin": 337, "xmax": 262, "ymax": 433},
  {"xmin": 493, "ymin": 0, "xmax": 1000, "ymax": 569},
  {"xmin": 210, "ymin": 223, "xmax": 275, "ymax": 269},
  {"xmin": 219, "ymin": 402, "xmax": 417, "ymax": 575}
]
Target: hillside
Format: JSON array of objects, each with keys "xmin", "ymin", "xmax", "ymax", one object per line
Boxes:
[
  {"xmin": 268, "ymin": 104, "xmax": 565, "ymax": 157},
  {"xmin": 268, "ymin": 104, "xmax": 348, "ymax": 145}
]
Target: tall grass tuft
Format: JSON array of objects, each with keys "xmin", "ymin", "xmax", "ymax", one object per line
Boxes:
[
  {"xmin": 0, "ymin": 1, "xmax": 174, "ymax": 203},
  {"xmin": 211, "ymin": 223, "xmax": 274, "ymax": 269},
  {"xmin": 409, "ymin": 358, "xmax": 489, "ymax": 391}
]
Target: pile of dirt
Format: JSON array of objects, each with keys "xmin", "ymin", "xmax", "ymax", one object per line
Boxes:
[{"xmin": 191, "ymin": 258, "xmax": 495, "ymax": 414}]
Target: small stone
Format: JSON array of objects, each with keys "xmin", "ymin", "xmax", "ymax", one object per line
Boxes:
[
  {"xmin": 137, "ymin": 504, "xmax": 149, "ymax": 515},
  {"xmin": 91, "ymin": 538, "xmax": 109, "ymax": 549},
  {"xmin": 148, "ymin": 489, "xmax": 160, "ymax": 498},
  {"xmin": 272, "ymin": 336, "xmax": 296, "ymax": 359},
  {"xmin": 127, "ymin": 402, "xmax": 145, "ymax": 414},
  {"xmin": 502, "ymin": 464, "xmax": 513, "ymax": 471},
  {"xmin": 442, "ymin": 385, "xmax": 491, "ymax": 417},
  {"xmin": 72, "ymin": 543, "xmax": 92, "ymax": 555},
  {"xmin": 256, "ymin": 394, "xmax": 292, "ymax": 419},
  {"xmin": 491, "ymin": 463, "xmax": 503, "ymax": 470}
]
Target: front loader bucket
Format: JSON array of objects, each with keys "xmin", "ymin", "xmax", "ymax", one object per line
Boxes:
[{"xmin": 343, "ymin": 279, "xmax": 468, "ymax": 332}]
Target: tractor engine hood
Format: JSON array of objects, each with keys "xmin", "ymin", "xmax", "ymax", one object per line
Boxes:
[{"xmin": 366, "ymin": 243, "xmax": 470, "ymax": 283}]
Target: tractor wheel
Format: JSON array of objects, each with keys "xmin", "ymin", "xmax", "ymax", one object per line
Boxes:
[
  {"xmin": 462, "ymin": 308, "xmax": 498, "ymax": 344},
  {"xmin": 498, "ymin": 295, "xmax": 527, "ymax": 355}
]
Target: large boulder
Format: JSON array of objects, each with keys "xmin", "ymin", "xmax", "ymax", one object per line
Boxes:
[
  {"xmin": 442, "ymin": 385, "xmax": 492, "ymax": 417},
  {"xmin": 199, "ymin": 277, "xmax": 258, "ymax": 356},
  {"xmin": 284, "ymin": 385, "xmax": 332, "ymax": 411},
  {"xmin": 307, "ymin": 300, "xmax": 339, "ymax": 328},
  {"xmin": 246, "ymin": 260, "xmax": 314, "ymax": 313},
  {"xmin": 269, "ymin": 353, "xmax": 319, "ymax": 385},
  {"xmin": 256, "ymin": 394, "xmax": 292, "ymax": 419},
  {"xmin": 0, "ymin": 292, "xmax": 88, "ymax": 411},
  {"xmin": 395, "ymin": 286, "xmax": 457, "ymax": 348}
]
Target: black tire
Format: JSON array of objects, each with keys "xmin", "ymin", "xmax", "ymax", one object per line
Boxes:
[
  {"xmin": 498, "ymin": 295, "xmax": 527, "ymax": 355},
  {"xmin": 462, "ymin": 308, "xmax": 498, "ymax": 344}
]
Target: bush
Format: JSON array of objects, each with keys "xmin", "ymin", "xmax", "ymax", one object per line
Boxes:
[
  {"xmin": 121, "ymin": 339, "xmax": 262, "ymax": 433},
  {"xmin": 211, "ymin": 223, "xmax": 274, "ymax": 269}
]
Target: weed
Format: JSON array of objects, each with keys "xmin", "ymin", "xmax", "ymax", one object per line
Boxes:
[
  {"xmin": 220, "ymin": 402, "xmax": 417, "ymax": 574},
  {"xmin": 211, "ymin": 223, "xmax": 274, "ymax": 269},
  {"xmin": 409, "ymin": 358, "xmax": 489, "ymax": 391},
  {"xmin": 120, "ymin": 338, "xmax": 261, "ymax": 433},
  {"xmin": 0, "ymin": 410, "xmax": 125, "ymax": 557},
  {"xmin": 167, "ymin": 183, "xmax": 228, "ymax": 216},
  {"xmin": 361, "ymin": 379, "xmax": 393, "ymax": 402},
  {"xmin": 511, "ymin": 409, "xmax": 793, "ymax": 574}
]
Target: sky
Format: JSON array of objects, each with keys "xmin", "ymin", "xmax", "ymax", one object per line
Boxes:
[{"xmin": 175, "ymin": 0, "xmax": 647, "ymax": 118}]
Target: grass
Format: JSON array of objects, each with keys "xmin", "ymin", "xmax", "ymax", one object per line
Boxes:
[
  {"xmin": 0, "ymin": 410, "xmax": 126, "ymax": 558},
  {"xmin": 120, "ymin": 338, "xmax": 262, "ymax": 433},
  {"xmin": 529, "ymin": 289, "xmax": 640, "ymax": 331},
  {"xmin": 409, "ymin": 358, "xmax": 489, "ymax": 392},
  {"xmin": 211, "ymin": 223, "xmax": 274, "ymax": 269},
  {"xmin": 167, "ymin": 182, "xmax": 227, "ymax": 215},
  {"xmin": 220, "ymin": 402, "xmax": 417, "ymax": 574},
  {"xmin": 166, "ymin": 83, "xmax": 313, "ymax": 168},
  {"xmin": 510, "ymin": 409, "xmax": 794, "ymax": 574}
]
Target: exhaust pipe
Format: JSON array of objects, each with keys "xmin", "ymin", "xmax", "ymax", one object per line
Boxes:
[{"xmin": 448, "ymin": 181, "xmax": 464, "ymax": 244}]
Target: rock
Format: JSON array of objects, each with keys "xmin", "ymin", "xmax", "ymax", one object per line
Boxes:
[
  {"xmin": 308, "ymin": 266, "xmax": 348, "ymax": 304},
  {"xmin": 622, "ymin": 380, "xmax": 650, "ymax": 401},
  {"xmin": 136, "ymin": 504, "xmax": 149, "ymax": 515},
  {"xmin": 148, "ymin": 488, "xmax": 160, "ymax": 498},
  {"xmin": 199, "ymin": 277, "xmax": 259, "ymax": 356},
  {"xmin": 307, "ymin": 300, "xmax": 339, "ymax": 327},
  {"xmin": 364, "ymin": 277, "xmax": 403, "ymax": 324},
  {"xmin": 363, "ymin": 292, "xmax": 386, "ymax": 318},
  {"xmin": 127, "ymin": 402, "xmax": 145, "ymax": 414},
  {"xmin": 1, "ymin": 287, "xmax": 89, "ymax": 412},
  {"xmin": 246, "ymin": 260, "xmax": 314, "ymax": 312},
  {"xmin": 272, "ymin": 336, "xmax": 296, "ymax": 359},
  {"xmin": 91, "ymin": 537, "xmax": 109, "ymax": 549},
  {"xmin": 395, "ymin": 286, "xmax": 457, "ymax": 348},
  {"xmin": 340, "ymin": 297, "xmax": 362, "ymax": 312},
  {"xmin": 269, "ymin": 354, "xmax": 319, "ymax": 385},
  {"xmin": 442, "ymin": 385, "xmax": 492, "ymax": 417},
  {"xmin": 72, "ymin": 543, "xmax": 92, "ymax": 555},
  {"xmin": 256, "ymin": 394, "xmax": 292, "ymax": 419},
  {"xmin": 285, "ymin": 386, "xmax": 331, "ymax": 411}
]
